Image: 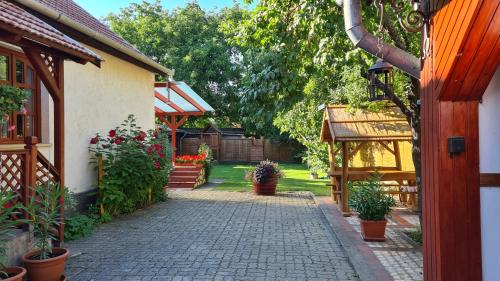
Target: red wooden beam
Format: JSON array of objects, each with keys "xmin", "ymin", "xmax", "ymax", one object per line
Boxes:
[
  {"xmin": 155, "ymin": 91, "xmax": 185, "ymax": 113},
  {"xmin": 169, "ymin": 82, "xmax": 206, "ymax": 113}
]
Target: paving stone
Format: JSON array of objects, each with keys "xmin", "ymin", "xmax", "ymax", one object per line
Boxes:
[{"xmin": 66, "ymin": 190, "xmax": 359, "ymax": 280}]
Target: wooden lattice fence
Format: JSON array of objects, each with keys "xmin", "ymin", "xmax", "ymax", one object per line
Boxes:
[{"xmin": 0, "ymin": 137, "xmax": 61, "ymax": 235}]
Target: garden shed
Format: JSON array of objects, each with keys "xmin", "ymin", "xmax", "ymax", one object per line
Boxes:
[{"xmin": 320, "ymin": 105, "xmax": 416, "ymax": 215}]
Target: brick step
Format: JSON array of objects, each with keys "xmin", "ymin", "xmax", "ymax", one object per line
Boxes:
[
  {"xmin": 169, "ymin": 175, "xmax": 199, "ymax": 182},
  {"xmin": 170, "ymin": 171, "xmax": 200, "ymax": 176},
  {"xmin": 168, "ymin": 182, "xmax": 196, "ymax": 188},
  {"xmin": 173, "ymin": 166, "xmax": 202, "ymax": 172}
]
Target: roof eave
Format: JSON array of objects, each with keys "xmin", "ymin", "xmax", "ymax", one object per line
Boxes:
[{"xmin": 13, "ymin": 0, "xmax": 173, "ymax": 76}]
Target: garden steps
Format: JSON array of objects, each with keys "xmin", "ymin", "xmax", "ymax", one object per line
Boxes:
[{"xmin": 166, "ymin": 165, "xmax": 204, "ymax": 189}]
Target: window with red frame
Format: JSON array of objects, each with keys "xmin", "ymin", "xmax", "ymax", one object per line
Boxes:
[{"xmin": 0, "ymin": 47, "xmax": 39, "ymax": 143}]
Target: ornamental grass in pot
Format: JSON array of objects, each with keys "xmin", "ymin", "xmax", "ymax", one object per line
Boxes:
[
  {"xmin": 0, "ymin": 191, "xmax": 27, "ymax": 281},
  {"xmin": 348, "ymin": 180, "xmax": 396, "ymax": 241},
  {"xmin": 22, "ymin": 182, "xmax": 69, "ymax": 281},
  {"xmin": 245, "ymin": 160, "xmax": 283, "ymax": 195}
]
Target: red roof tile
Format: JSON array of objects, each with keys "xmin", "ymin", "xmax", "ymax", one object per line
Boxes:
[
  {"xmin": 33, "ymin": 0, "xmax": 141, "ymax": 55},
  {"xmin": 0, "ymin": 0, "xmax": 101, "ymax": 64}
]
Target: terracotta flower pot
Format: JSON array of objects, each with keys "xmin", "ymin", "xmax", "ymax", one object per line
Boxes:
[
  {"xmin": 2, "ymin": 266, "xmax": 26, "ymax": 281},
  {"xmin": 22, "ymin": 247, "xmax": 69, "ymax": 281},
  {"xmin": 253, "ymin": 178, "xmax": 277, "ymax": 195},
  {"xmin": 360, "ymin": 219, "xmax": 388, "ymax": 242}
]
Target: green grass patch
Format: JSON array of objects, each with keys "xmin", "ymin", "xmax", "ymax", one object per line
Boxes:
[{"xmin": 210, "ymin": 163, "xmax": 330, "ymax": 196}]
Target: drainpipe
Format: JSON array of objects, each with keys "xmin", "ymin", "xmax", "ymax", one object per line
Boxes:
[{"xmin": 336, "ymin": 0, "xmax": 420, "ymax": 80}]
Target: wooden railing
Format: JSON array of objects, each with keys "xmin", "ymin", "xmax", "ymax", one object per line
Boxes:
[
  {"xmin": 0, "ymin": 147, "xmax": 30, "ymax": 223},
  {"xmin": 1, "ymin": 136, "xmax": 62, "ymax": 238}
]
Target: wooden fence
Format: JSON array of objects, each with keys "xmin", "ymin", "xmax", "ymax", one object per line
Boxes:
[{"xmin": 180, "ymin": 137, "xmax": 300, "ymax": 163}]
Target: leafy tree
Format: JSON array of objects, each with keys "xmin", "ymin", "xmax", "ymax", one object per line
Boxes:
[
  {"xmin": 229, "ymin": 0, "xmax": 422, "ymax": 211},
  {"xmin": 106, "ymin": 1, "xmax": 245, "ymax": 126}
]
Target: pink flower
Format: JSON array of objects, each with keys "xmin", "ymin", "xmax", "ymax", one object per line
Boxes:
[
  {"xmin": 21, "ymin": 107, "xmax": 28, "ymax": 115},
  {"xmin": 7, "ymin": 125, "xmax": 16, "ymax": 132},
  {"xmin": 90, "ymin": 136, "xmax": 99, "ymax": 144},
  {"xmin": 108, "ymin": 130, "xmax": 116, "ymax": 138}
]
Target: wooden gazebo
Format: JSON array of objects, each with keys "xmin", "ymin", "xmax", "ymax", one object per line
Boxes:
[
  {"xmin": 154, "ymin": 81, "xmax": 214, "ymax": 161},
  {"xmin": 320, "ymin": 105, "xmax": 416, "ymax": 215}
]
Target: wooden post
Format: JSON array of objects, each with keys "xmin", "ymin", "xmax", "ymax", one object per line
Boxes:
[
  {"xmin": 341, "ymin": 142, "xmax": 350, "ymax": 215},
  {"xmin": 393, "ymin": 141, "xmax": 402, "ymax": 171},
  {"xmin": 97, "ymin": 155, "xmax": 104, "ymax": 215},
  {"xmin": 171, "ymin": 115, "xmax": 177, "ymax": 162},
  {"xmin": 54, "ymin": 60, "xmax": 65, "ymax": 244},
  {"xmin": 24, "ymin": 136, "xmax": 38, "ymax": 224},
  {"xmin": 328, "ymin": 142, "xmax": 338, "ymax": 203},
  {"xmin": 148, "ymin": 188, "xmax": 152, "ymax": 206}
]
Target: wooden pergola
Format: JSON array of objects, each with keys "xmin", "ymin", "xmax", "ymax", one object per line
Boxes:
[
  {"xmin": 154, "ymin": 81, "xmax": 214, "ymax": 161},
  {"xmin": 0, "ymin": 0, "xmax": 101, "ymax": 241},
  {"xmin": 320, "ymin": 105, "xmax": 416, "ymax": 215}
]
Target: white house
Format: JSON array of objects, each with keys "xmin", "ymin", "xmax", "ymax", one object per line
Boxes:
[{"xmin": 0, "ymin": 0, "xmax": 173, "ymax": 208}]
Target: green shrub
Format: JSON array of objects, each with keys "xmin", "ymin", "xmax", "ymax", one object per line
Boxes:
[
  {"xmin": 198, "ymin": 143, "xmax": 213, "ymax": 181},
  {"xmin": 89, "ymin": 115, "xmax": 172, "ymax": 217},
  {"xmin": 348, "ymin": 180, "xmax": 396, "ymax": 221},
  {"xmin": 403, "ymin": 227, "xmax": 423, "ymax": 245},
  {"xmin": 64, "ymin": 214, "xmax": 96, "ymax": 241}
]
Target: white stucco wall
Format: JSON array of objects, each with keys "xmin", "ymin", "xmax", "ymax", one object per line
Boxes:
[
  {"xmin": 64, "ymin": 46, "xmax": 155, "ymax": 194},
  {"xmin": 478, "ymin": 66, "xmax": 500, "ymax": 281}
]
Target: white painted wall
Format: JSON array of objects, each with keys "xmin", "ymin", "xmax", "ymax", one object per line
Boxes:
[
  {"xmin": 479, "ymin": 66, "xmax": 500, "ymax": 281},
  {"xmin": 64, "ymin": 46, "xmax": 155, "ymax": 194}
]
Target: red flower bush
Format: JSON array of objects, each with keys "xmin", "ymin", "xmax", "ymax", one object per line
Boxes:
[
  {"xmin": 88, "ymin": 115, "xmax": 172, "ymax": 216},
  {"xmin": 175, "ymin": 154, "xmax": 207, "ymax": 164}
]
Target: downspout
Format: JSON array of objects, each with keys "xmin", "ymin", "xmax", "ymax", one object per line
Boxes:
[
  {"xmin": 336, "ymin": 0, "xmax": 420, "ymax": 79},
  {"xmin": 13, "ymin": 0, "xmax": 174, "ymax": 77}
]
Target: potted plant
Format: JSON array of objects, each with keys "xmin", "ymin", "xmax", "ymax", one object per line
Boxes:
[
  {"xmin": 0, "ymin": 85, "xmax": 30, "ymax": 122},
  {"xmin": 0, "ymin": 191, "xmax": 27, "ymax": 281},
  {"xmin": 348, "ymin": 180, "xmax": 396, "ymax": 241},
  {"xmin": 245, "ymin": 160, "xmax": 283, "ymax": 195},
  {"xmin": 22, "ymin": 182, "xmax": 69, "ymax": 281}
]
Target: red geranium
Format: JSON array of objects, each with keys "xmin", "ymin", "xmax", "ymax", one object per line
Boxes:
[
  {"xmin": 90, "ymin": 136, "xmax": 99, "ymax": 144},
  {"xmin": 175, "ymin": 154, "xmax": 207, "ymax": 163},
  {"xmin": 108, "ymin": 130, "xmax": 116, "ymax": 138}
]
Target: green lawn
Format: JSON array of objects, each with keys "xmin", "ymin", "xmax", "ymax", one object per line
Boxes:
[{"xmin": 210, "ymin": 163, "xmax": 330, "ymax": 196}]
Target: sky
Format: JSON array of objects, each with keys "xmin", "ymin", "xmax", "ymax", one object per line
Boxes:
[{"xmin": 74, "ymin": 0, "xmax": 255, "ymax": 18}]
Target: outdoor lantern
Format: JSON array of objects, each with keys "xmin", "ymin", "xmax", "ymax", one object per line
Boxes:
[{"xmin": 367, "ymin": 59, "xmax": 394, "ymax": 101}]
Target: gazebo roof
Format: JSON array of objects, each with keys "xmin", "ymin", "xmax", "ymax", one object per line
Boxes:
[
  {"xmin": 154, "ymin": 81, "xmax": 214, "ymax": 116},
  {"xmin": 320, "ymin": 105, "xmax": 412, "ymax": 142}
]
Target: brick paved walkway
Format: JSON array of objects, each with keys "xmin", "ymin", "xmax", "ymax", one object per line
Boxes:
[{"xmin": 66, "ymin": 190, "xmax": 359, "ymax": 281}]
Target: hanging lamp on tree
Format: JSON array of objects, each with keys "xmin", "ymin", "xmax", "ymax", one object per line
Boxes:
[{"xmin": 367, "ymin": 59, "xmax": 394, "ymax": 101}]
